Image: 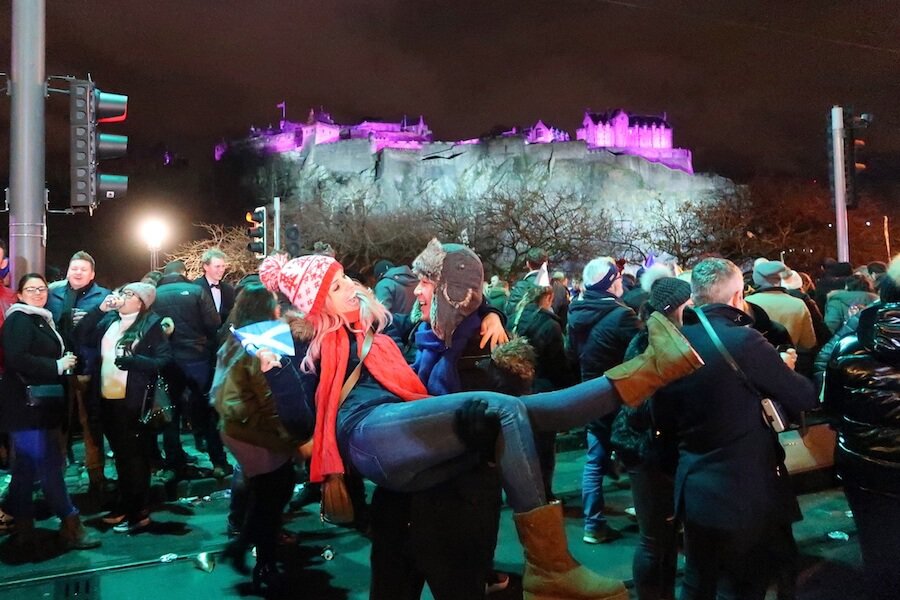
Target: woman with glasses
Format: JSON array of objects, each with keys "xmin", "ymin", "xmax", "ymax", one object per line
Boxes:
[
  {"xmin": 76, "ymin": 282, "xmax": 171, "ymax": 533},
  {"xmin": 0, "ymin": 273, "xmax": 100, "ymax": 552}
]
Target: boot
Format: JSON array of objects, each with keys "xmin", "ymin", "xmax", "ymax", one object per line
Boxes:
[
  {"xmin": 605, "ymin": 311, "xmax": 704, "ymax": 407},
  {"xmin": 59, "ymin": 514, "xmax": 102, "ymax": 550},
  {"xmin": 11, "ymin": 517, "xmax": 37, "ymax": 553},
  {"xmin": 514, "ymin": 502, "xmax": 628, "ymax": 600}
]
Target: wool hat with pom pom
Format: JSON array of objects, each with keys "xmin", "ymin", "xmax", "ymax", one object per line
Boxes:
[{"xmin": 259, "ymin": 254, "xmax": 341, "ymax": 316}]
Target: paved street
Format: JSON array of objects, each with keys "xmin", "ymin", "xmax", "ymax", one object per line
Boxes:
[{"xmin": 0, "ymin": 437, "xmax": 865, "ymax": 600}]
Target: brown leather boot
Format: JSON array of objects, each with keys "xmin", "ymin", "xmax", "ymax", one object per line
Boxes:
[
  {"xmin": 514, "ymin": 502, "xmax": 628, "ymax": 600},
  {"xmin": 605, "ymin": 311, "xmax": 704, "ymax": 407},
  {"xmin": 59, "ymin": 514, "xmax": 101, "ymax": 550}
]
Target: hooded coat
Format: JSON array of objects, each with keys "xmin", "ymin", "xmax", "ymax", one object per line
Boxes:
[
  {"xmin": 374, "ymin": 265, "xmax": 419, "ymax": 315},
  {"xmin": 566, "ymin": 290, "xmax": 642, "ymax": 383},
  {"xmin": 825, "ymin": 303, "xmax": 900, "ymax": 498}
]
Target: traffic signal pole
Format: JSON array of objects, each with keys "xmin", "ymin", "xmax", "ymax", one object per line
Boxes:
[
  {"xmin": 831, "ymin": 106, "xmax": 850, "ymax": 263},
  {"xmin": 9, "ymin": 0, "xmax": 46, "ymax": 280}
]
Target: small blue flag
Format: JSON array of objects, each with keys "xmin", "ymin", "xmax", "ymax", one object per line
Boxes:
[{"xmin": 230, "ymin": 320, "xmax": 295, "ymax": 358}]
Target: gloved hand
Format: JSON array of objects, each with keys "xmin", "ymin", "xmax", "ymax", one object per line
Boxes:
[
  {"xmin": 114, "ymin": 355, "xmax": 154, "ymax": 372},
  {"xmin": 454, "ymin": 398, "xmax": 500, "ymax": 464}
]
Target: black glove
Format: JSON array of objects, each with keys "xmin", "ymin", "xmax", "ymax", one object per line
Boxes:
[
  {"xmin": 454, "ymin": 398, "xmax": 501, "ymax": 464},
  {"xmin": 114, "ymin": 355, "xmax": 154, "ymax": 372}
]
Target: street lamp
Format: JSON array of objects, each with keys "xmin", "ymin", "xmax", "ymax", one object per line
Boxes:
[{"xmin": 138, "ymin": 217, "xmax": 169, "ymax": 272}]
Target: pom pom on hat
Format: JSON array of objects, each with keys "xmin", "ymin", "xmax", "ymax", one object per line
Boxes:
[
  {"xmin": 259, "ymin": 253, "xmax": 341, "ymax": 316},
  {"xmin": 648, "ymin": 277, "xmax": 691, "ymax": 315}
]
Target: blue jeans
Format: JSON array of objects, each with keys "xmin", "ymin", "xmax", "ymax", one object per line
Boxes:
[
  {"xmin": 8, "ymin": 429, "xmax": 77, "ymax": 520},
  {"xmin": 347, "ymin": 375, "xmax": 620, "ymax": 513},
  {"xmin": 582, "ymin": 428, "xmax": 609, "ymax": 533}
]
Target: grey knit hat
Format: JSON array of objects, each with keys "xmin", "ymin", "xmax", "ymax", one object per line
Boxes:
[
  {"xmin": 412, "ymin": 238, "xmax": 484, "ymax": 346},
  {"xmin": 122, "ymin": 282, "xmax": 157, "ymax": 308}
]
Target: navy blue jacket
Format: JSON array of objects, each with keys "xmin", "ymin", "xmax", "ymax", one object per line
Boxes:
[{"xmin": 654, "ymin": 304, "xmax": 817, "ymax": 532}]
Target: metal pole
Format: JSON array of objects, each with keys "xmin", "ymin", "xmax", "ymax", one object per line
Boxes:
[
  {"xmin": 9, "ymin": 0, "xmax": 46, "ymax": 281},
  {"xmin": 273, "ymin": 196, "xmax": 281, "ymax": 251},
  {"xmin": 831, "ymin": 106, "xmax": 850, "ymax": 262},
  {"xmin": 885, "ymin": 215, "xmax": 891, "ymax": 260}
]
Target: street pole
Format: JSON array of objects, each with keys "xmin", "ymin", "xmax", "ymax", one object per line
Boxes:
[
  {"xmin": 831, "ymin": 106, "xmax": 850, "ymax": 262},
  {"xmin": 273, "ymin": 196, "xmax": 281, "ymax": 251},
  {"xmin": 9, "ymin": 0, "xmax": 46, "ymax": 282}
]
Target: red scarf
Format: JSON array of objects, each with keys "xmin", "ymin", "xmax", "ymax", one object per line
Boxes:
[{"xmin": 310, "ymin": 325, "xmax": 430, "ymax": 483}]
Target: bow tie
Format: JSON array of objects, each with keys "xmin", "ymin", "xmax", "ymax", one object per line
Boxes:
[{"xmin": 210, "ymin": 283, "xmax": 220, "ymax": 289}]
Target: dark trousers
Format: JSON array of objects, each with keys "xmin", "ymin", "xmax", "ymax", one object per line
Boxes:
[
  {"xmin": 102, "ymin": 398, "xmax": 152, "ymax": 523},
  {"xmin": 630, "ymin": 464, "xmax": 678, "ymax": 600},
  {"xmin": 236, "ymin": 460, "xmax": 294, "ymax": 565},
  {"xmin": 844, "ymin": 483, "xmax": 900, "ymax": 600},
  {"xmin": 370, "ymin": 462, "xmax": 502, "ymax": 600},
  {"xmin": 162, "ymin": 359, "xmax": 227, "ymax": 466},
  {"xmin": 680, "ymin": 520, "xmax": 786, "ymax": 600}
]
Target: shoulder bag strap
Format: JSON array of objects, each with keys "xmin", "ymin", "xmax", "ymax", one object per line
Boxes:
[
  {"xmin": 694, "ymin": 307, "xmax": 763, "ymax": 397},
  {"xmin": 338, "ymin": 329, "xmax": 375, "ymax": 405}
]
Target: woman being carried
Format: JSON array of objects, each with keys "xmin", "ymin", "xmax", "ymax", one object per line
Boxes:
[{"xmin": 258, "ymin": 253, "xmax": 703, "ymax": 600}]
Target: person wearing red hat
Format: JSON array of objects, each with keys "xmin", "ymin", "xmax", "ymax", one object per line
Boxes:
[{"xmin": 257, "ymin": 252, "xmax": 704, "ymax": 600}]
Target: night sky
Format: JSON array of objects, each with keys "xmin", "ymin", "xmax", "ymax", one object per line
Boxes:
[{"xmin": 0, "ymin": 1, "xmax": 898, "ymax": 284}]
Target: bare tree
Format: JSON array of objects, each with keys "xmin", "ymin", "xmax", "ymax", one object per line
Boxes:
[{"xmin": 166, "ymin": 224, "xmax": 261, "ymax": 282}]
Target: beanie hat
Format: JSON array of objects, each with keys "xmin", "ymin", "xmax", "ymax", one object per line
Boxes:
[
  {"xmin": 122, "ymin": 282, "xmax": 157, "ymax": 308},
  {"xmin": 412, "ymin": 238, "xmax": 484, "ymax": 345},
  {"xmin": 647, "ymin": 277, "xmax": 691, "ymax": 315},
  {"xmin": 259, "ymin": 253, "xmax": 341, "ymax": 316},
  {"xmin": 373, "ymin": 259, "xmax": 394, "ymax": 280},
  {"xmin": 753, "ymin": 260, "xmax": 788, "ymax": 288}
]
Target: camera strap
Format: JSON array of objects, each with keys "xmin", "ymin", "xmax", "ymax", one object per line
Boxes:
[{"xmin": 694, "ymin": 307, "xmax": 763, "ymax": 397}]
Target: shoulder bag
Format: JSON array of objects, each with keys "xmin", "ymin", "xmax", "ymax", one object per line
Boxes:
[
  {"xmin": 139, "ymin": 372, "xmax": 174, "ymax": 431},
  {"xmin": 321, "ymin": 329, "xmax": 375, "ymax": 525}
]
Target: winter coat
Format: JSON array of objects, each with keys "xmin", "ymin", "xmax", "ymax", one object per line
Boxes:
[
  {"xmin": 741, "ymin": 301, "xmax": 793, "ymax": 349},
  {"xmin": 566, "ymin": 290, "xmax": 642, "ymax": 382},
  {"xmin": 746, "ymin": 287, "xmax": 817, "ymax": 350},
  {"xmin": 824, "ymin": 303, "xmax": 900, "ymax": 499},
  {"xmin": 76, "ymin": 308, "xmax": 172, "ymax": 411},
  {"xmin": 551, "ymin": 281, "xmax": 570, "ymax": 329},
  {"xmin": 212, "ymin": 337, "xmax": 296, "ymax": 454},
  {"xmin": 153, "ymin": 274, "xmax": 220, "ymax": 362},
  {"xmin": 504, "ymin": 271, "xmax": 539, "ymax": 319},
  {"xmin": 484, "ymin": 286, "xmax": 508, "ymax": 311},
  {"xmin": 374, "ymin": 266, "xmax": 418, "ymax": 315},
  {"xmin": 654, "ymin": 304, "xmax": 818, "ymax": 532},
  {"xmin": 0, "ymin": 306, "xmax": 67, "ymax": 431},
  {"xmin": 513, "ymin": 304, "xmax": 575, "ymax": 391},
  {"xmin": 823, "ymin": 289, "xmax": 878, "ymax": 333},
  {"xmin": 46, "ymin": 280, "xmax": 111, "ymax": 375},
  {"xmin": 814, "ymin": 310, "xmax": 863, "ymax": 387}
]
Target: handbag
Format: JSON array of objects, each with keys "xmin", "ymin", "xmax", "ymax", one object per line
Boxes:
[
  {"xmin": 695, "ymin": 308, "xmax": 789, "ymax": 432},
  {"xmin": 138, "ymin": 373, "xmax": 174, "ymax": 430},
  {"xmin": 320, "ymin": 329, "xmax": 375, "ymax": 524},
  {"xmin": 24, "ymin": 383, "xmax": 66, "ymax": 409}
]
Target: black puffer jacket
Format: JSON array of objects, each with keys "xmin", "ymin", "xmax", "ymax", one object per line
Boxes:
[
  {"xmin": 824, "ymin": 303, "xmax": 900, "ymax": 498},
  {"xmin": 153, "ymin": 274, "xmax": 220, "ymax": 361},
  {"xmin": 566, "ymin": 290, "xmax": 642, "ymax": 382},
  {"xmin": 513, "ymin": 304, "xmax": 575, "ymax": 391}
]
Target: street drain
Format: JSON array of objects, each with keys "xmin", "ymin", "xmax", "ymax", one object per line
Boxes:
[{"xmin": 55, "ymin": 573, "xmax": 100, "ymax": 599}]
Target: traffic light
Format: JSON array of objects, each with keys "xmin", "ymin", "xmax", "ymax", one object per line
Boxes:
[
  {"xmin": 246, "ymin": 206, "xmax": 267, "ymax": 257},
  {"xmin": 284, "ymin": 224, "xmax": 301, "ymax": 257},
  {"xmin": 69, "ymin": 79, "xmax": 129, "ymax": 213},
  {"xmin": 829, "ymin": 108, "xmax": 871, "ymax": 210}
]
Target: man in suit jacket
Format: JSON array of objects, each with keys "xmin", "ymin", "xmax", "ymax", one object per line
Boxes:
[
  {"xmin": 654, "ymin": 258, "xmax": 817, "ymax": 600},
  {"xmin": 194, "ymin": 248, "xmax": 235, "ymax": 322}
]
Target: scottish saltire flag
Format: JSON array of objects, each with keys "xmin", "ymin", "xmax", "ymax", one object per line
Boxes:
[{"xmin": 230, "ymin": 321, "xmax": 295, "ymax": 358}]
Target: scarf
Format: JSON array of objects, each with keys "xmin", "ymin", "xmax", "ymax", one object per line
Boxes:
[
  {"xmin": 310, "ymin": 324, "xmax": 429, "ymax": 483},
  {"xmin": 412, "ymin": 312, "xmax": 483, "ymax": 395},
  {"xmin": 5, "ymin": 302, "xmax": 66, "ymax": 357}
]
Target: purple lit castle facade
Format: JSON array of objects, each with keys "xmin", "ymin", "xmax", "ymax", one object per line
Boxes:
[{"xmin": 216, "ymin": 107, "xmax": 692, "ymax": 174}]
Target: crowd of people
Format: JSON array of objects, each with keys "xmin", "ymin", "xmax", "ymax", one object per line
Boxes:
[{"xmin": 0, "ymin": 239, "xmax": 896, "ymax": 600}]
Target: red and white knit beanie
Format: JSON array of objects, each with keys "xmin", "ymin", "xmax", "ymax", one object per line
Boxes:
[{"xmin": 259, "ymin": 254, "xmax": 342, "ymax": 316}]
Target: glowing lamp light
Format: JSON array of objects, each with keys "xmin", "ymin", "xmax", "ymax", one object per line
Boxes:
[{"xmin": 139, "ymin": 217, "xmax": 169, "ymax": 252}]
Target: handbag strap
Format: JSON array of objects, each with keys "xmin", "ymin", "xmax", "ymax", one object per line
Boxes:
[
  {"xmin": 338, "ymin": 329, "xmax": 375, "ymax": 405},
  {"xmin": 694, "ymin": 307, "xmax": 763, "ymax": 398}
]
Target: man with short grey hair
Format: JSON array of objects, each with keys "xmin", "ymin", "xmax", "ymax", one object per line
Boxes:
[{"xmin": 654, "ymin": 257, "xmax": 816, "ymax": 598}]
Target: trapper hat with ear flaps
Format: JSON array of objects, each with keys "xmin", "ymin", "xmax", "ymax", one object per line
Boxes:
[{"xmin": 412, "ymin": 238, "xmax": 484, "ymax": 345}]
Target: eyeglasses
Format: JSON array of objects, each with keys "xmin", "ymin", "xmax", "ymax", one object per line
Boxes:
[
  {"xmin": 23, "ymin": 286, "xmax": 48, "ymax": 294},
  {"xmin": 122, "ymin": 290, "xmax": 137, "ymax": 299}
]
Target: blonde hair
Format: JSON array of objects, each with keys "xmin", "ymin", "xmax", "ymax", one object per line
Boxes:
[{"xmin": 300, "ymin": 282, "xmax": 392, "ymax": 374}]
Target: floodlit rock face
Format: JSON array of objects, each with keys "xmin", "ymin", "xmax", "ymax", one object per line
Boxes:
[{"xmin": 255, "ymin": 137, "xmax": 735, "ymax": 225}]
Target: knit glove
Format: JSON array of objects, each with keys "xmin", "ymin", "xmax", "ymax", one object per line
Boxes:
[{"xmin": 454, "ymin": 398, "xmax": 500, "ymax": 464}]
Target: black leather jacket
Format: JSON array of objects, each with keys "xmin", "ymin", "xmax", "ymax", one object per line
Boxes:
[{"xmin": 824, "ymin": 303, "xmax": 900, "ymax": 498}]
